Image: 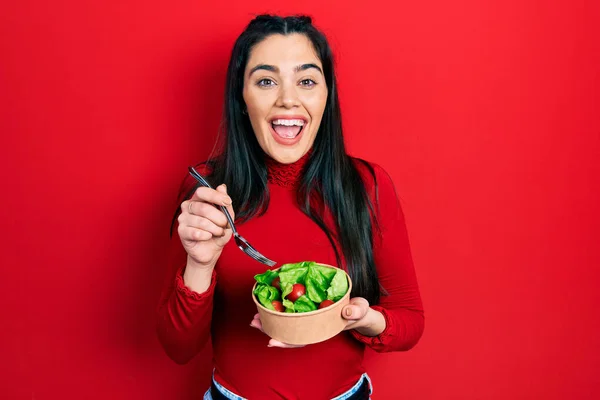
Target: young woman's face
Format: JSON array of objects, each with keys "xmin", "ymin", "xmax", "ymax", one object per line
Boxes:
[{"xmin": 243, "ymin": 33, "xmax": 328, "ymax": 164}]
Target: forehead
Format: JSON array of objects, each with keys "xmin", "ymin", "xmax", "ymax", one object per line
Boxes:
[{"xmin": 246, "ymin": 33, "xmax": 322, "ymax": 71}]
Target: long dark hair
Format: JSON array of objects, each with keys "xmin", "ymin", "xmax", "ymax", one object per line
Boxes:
[{"xmin": 173, "ymin": 15, "xmax": 382, "ymax": 305}]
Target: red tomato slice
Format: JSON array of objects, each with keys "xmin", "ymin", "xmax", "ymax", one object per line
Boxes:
[
  {"xmin": 271, "ymin": 276, "xmax": 281, "ymax": 290},
  {"xmin": 318, "ymin": 299, "xmax": 335, "ymax": 309},
  {"xmin": 272, "ymin": 300, "xmax": 284, "ymax": 312},
  {"xmin": 286, "ymin": 283, "xmax": 306, "ymax": 303}
]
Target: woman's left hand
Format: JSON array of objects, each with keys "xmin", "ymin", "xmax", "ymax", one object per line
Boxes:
[
  {"xmin": 250, "ymin": 297, "xmax": 386, "ymax": 348},
  {"xmin": 341, "ymin": 297, "xmax": 386, "ymax": 337}
]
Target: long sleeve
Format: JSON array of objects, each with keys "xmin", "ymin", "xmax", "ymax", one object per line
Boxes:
[
  {"xmin": 155, "ymin": 173, "xmax": 216, "ymax": 364},
  {"xmin": 350, "ymin": 162, "xmax": 425, "ymax": 352}
]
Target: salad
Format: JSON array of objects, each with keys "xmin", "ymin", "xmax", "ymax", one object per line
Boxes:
[{"xmin": 253, "ymin": 261, "xmax": 349, "ymax": 313}]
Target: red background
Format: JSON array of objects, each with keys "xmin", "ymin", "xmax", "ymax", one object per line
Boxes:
[{"xmin": 1, "ymin": 1, "xmax": 599, "ymax": 399}]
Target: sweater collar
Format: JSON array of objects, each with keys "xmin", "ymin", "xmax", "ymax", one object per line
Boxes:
[{"xmin": 265, "ymin": 151, "xmax": 311, "ymax": 188}]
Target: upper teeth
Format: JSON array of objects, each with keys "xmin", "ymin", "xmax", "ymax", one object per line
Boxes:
[{"xmin": 272, "ymin": 119, "xmax": 305, "ymax": 126}]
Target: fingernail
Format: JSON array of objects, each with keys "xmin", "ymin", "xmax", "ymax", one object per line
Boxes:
[
  {"xmin": 345, "ymin": 308, "xmax": 352, "ymax": 317},
  {"xmin": 267, "ymin": 344, "xmax": 273, "ymax": 347},
  {"xmin": 222, "ymin": 196, "xmax": 232, "ymax": 206}
]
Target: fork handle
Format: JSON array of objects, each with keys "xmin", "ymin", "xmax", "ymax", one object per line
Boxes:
[{"xmin": 188, "ymin": 167, "xmax": 238, "ymax": 235}]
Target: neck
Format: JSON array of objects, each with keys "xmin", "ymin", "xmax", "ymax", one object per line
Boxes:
[{"xmin": 265, "ymin": 151, "xmax": 311, "ymax": 189}]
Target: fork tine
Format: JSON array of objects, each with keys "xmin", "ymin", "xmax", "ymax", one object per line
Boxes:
[
  {"xmin": 245, "ymin": 245, "xmax": 268, "ymax": 261},
  {"xmin": 234, "ymin": 236, "xmax": 276, "ymax": 266},
  {"xmin": 245, "ymin": 246, "xmax": 276, "ymax": 266},
  {"xmin": 255, "ymin": 254, "xmax": 276, "ymax": 266}
]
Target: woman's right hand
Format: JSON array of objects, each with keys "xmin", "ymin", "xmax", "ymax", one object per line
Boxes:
[{"xmin": 178, "ymin": 184, "xmax": 234, "ymax": 270}]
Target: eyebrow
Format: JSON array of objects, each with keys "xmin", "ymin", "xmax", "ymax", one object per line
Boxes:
[{"xmin": 248, "ymin": 63, "xmax": 323, "ymax": 76}]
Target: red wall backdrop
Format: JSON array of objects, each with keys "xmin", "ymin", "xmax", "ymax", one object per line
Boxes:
[{"xmin": 1, "ymin": 1, "xmax": 599, "ymax": 399}]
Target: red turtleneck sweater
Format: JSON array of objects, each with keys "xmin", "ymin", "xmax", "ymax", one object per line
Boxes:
[{"xmin": 156, "ymin": 154, "xmax": 424, "ymax": 399}]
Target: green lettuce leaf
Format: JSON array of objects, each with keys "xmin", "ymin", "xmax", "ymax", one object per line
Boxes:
[
  {"xmin": 278, "ymin": 267, "xmax": 308, "ymax": 288},
  {"xmin": 253, "ymin": 269, "xmax": 278, "ymax": 285},
  {"xmin": 283, "ymin": 295, "xmax": 317, "ymax": 313},
  {"xmin": 305, "ymin": 266, "xmax": 327, "ymax": 303},
  {"xmin": 281, "ymin": 282, "xmax": 293, "ymax": 302},
  {"xmin": 283, "ymin": 298, "xmax": 295, "ymax": 312},
  {"xmin": 293, "ymin": 295, "xmax": 318, "ymax": 313},
  {"xmin": 254, "ymin": 283, "xmax": 280, "ymax": 310},
  {"xmin": 312, "ymin": 264, "xmax": 337, "ymax": 283},
  {"xmin": 279, "ymin": 261, "xmax": 313, "ymax": 272},
  {"xmin": 326, "ymin": 269, "xmax": 349, "ymax": 301}
]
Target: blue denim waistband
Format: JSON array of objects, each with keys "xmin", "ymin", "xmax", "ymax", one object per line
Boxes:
[{"xmin": 204, "ymin": 370, "xmax": 373, "ymax": 400}]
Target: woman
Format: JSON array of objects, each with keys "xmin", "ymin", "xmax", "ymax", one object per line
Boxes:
[{"xmin": 157, "ymin": 14, "xmax": 424, "ymax": 400}]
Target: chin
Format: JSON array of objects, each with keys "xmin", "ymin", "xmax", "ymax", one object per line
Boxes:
[{"xmin": 266, "ymin": 144, "xmax": 308, "ymax": 164}]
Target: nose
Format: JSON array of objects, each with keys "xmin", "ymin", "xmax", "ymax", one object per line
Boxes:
[{"xmin": 276, "ymin": 82, "xmax": 300, "ymax": 109}]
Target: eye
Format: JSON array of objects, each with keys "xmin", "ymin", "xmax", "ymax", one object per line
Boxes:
[
  {"xmin": 299, "ymin": 79, "xmax": 316, "ymax": 87},
  {"xmin": 257, "ymin": 78, "xmax": 276, "ymax": 87}
]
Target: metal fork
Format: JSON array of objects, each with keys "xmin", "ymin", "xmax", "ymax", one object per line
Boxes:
[{"xmin": 187, "ymin": 166, "xmax": 276, "ymax": 267}]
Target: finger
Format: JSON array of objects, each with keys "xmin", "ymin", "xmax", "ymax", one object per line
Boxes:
[
  {"xmin": 342, "ymin": 305, "xmax": 368, "ymax": 320},
  {"xmin": 186, "ymin": 201, "xmax": 229, "ymax": 228},
  {"xmin": 191, "ymin": 186, "xmax": 232, "ymax": 208},
  {"xmin": 343, "ymin": 320, "xmax": 360, "ymax": 331},
  {"xmin": 178, "ymin": 225, "xmax": 213, "ymax": 242},
  {"xmin": 250, "ymin": 314, "xmax": 263, "ymax": 332},
  {"xmin": 349, "ymin": 297, "xmax": 370, "ymax": 308},
  {"xmin": 250, "ymin": 319, "xmax": 263, "ymax": 332},
  {"xmin": 184, "ymin": 215, "xmax": 226, "ymax": 237},
  {"xmin": 215, "ymin": 184, "xmax": 235, "ymax": 222},
  {"xmin": 268, "ymin": 339, "xmax": 305, "ymax": 349},
  {"xmin": 342, "ymin": 299, "xmax": 370, "ymax": 321}
]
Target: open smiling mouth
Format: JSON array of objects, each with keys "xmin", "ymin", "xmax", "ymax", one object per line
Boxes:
[{"xmin": 271, "ymin": 119, "xmax": 306, "ymax": 139}]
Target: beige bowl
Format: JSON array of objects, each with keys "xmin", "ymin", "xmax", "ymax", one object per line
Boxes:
[{"xmin": 252, "ymin": 263, "xmax": 352, "ymax": 345}]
